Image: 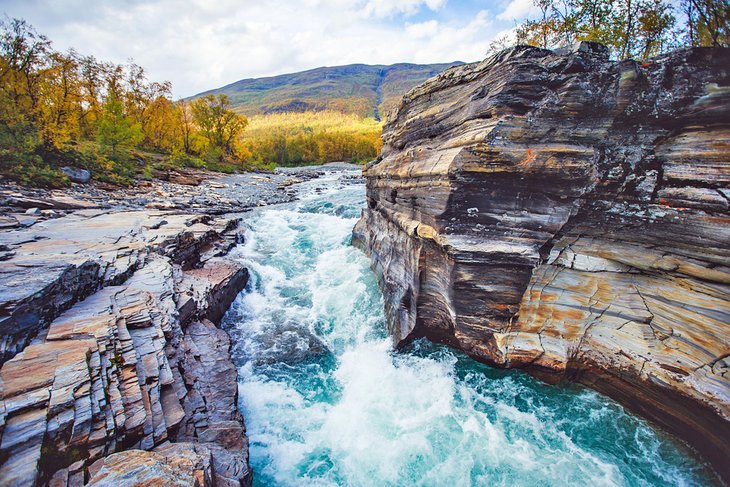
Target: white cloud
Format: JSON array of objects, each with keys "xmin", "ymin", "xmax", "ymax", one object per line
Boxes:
[
  {"xmin": 405, "ymin": 20, "xmax": 440, "ymax": 39},
  {"xmin": 409, "ymin": 10, "xmax": 494, "ymax": 63},
  {"xmin": 496, "ymin": 0, "xmax": 539, "ymax": 21},
  {"xmin": 359, "ymin": 0, "xmax": 447, "ymax": 18},
  {"xmin": 0, "ymin": 0, "xmax": 510, "ymax": 98}
]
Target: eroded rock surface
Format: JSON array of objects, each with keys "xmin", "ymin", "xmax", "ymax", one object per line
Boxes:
[
  {"xmin": 0, "ymin": 167, "xmax": 327, "ymax": 228},
  {"xmin": 0, "ymin": 210, "xmax": 241, "ymax": 363},
  {"xmin": 84, "ymin": 442, "xmax": 245, "ymax": 487},
  {"xmin": 354, "ymin": 43, "xmax": 730, "ymax": 479},
  {"xmin": 85, "ymin": 444, "xmax": 213, "ymax": 487},
  {"xmin": 0, "ymin": 210, "xmax": 252, "ymax": 486}
]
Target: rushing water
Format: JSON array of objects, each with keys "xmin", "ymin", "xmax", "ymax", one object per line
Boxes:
[{"xmin": 222, "ymin": 169, "xmax": 718, "ymax": 487}]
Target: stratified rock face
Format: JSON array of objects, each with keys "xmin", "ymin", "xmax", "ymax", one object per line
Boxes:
[
  {"xmin": 0, "ymin": 210, "xmax": 241, "ymax": 364},
  {"xmin": 0, "ymin": 210, "xmax": 252, "ymax": 486},
  {"xmin": 354, "ymin": 43, "xmax": 730, "ymax": 478}
]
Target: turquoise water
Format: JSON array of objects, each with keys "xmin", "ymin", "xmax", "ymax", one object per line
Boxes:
[{"xmin": 222, "ymin": 170, "xmax": 719, "ymax": 487}]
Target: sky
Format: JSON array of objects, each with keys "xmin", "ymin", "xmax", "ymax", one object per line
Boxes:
[{"xmin": 0, "ymin": 0, "xmax": 539, "ymax": 98}]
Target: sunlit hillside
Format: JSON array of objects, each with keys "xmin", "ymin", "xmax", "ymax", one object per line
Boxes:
[
  {"xmin": 194, "ymin": 63, "xmax": 462, "ymax": 120},
  {"xmin": 242, "ymin": 110, "xmax": 383, "ymax": 166}
]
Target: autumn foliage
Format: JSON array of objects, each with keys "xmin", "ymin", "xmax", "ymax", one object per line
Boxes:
[
  {"xmin": 242, "ymin": 111, "xmax": 382, "ymax": 166},
  {"xmin": 0, "ymin": 18, "xmax": 351, "ymax": 187}
]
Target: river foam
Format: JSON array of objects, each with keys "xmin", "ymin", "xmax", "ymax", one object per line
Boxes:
[{"xmin": 222, "ymin": 169, "xmax": 718, "ymax": 487}]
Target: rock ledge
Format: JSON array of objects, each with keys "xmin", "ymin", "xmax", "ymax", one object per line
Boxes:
[{"xmin": 0, "ymin": 209, "xmax": 252, "ymax": 486}]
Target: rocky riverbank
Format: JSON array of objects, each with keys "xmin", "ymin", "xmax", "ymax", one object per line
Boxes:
[
  {"xmin": 0, "ymin": 167, "xmax": 329, "ymax": 230},
  {"xmin": 354, "ymin": 42, "xmax": 730, "ymax": 481},
  {"xmin": 0, "ymin": 165, "xmax": 357, "ymax": 486}
]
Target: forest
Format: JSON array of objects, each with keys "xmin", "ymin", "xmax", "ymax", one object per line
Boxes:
[
  {"xmin": 0, "ymin": 18, "xmax": 383, "ymax": 187},
  {"xmin": 243, "ymin": 111, "xmax": 382, "ymax": 167},
  {"xmin": 0, "ymin": 0, "xmax": 728, "ymax": 187}
]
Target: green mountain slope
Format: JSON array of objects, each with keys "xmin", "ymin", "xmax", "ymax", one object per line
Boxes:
[{"xmin": 194, "ymin": 62, "xmax": 462, "ymax": 120}]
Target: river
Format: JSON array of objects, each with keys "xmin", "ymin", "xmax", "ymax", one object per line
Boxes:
[{"xmin": 221, "ymin": 168, "xmax": 718, "ymax": 487}]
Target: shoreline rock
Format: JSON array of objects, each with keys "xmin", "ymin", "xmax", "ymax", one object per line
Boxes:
[
  {"xmin": 0, "ymin": 163, "xmax": 352, "ymax": 485},
  {"xmin": 355, "ymin": 43, "xmax": 730, "ymax": 481},
  {"xmin": 0, "ymin": 162, "xmax": 360, "ymax": 486},
  {"xmin": 0, "ymin": 166, "xmax": 329, "ymax": 226},
  {"xmin": 0, "ymin": 209, "xmax": 253, "ymax": 486},
  {"xmin": 61, "ymin": 167, "xmax": 91, "ymax": 184}
]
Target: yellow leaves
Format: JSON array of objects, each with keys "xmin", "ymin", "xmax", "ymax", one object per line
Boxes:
[
  {"xmin": 1, "ymin": 16, "xmax": 385, "ymax": 178},
  {"xmin": 513, "ymin": 0, "xmax": 683, "ymax": 59},
  {"xmin": 143, "ymin": 96, "xmax": 179, "ymax": 152},
  {"xmin": 190, "ymin": 94, "xmax": 247, "ymax": 157},
  {"xmin": 241, "ymin": 110, "xmax": 383, "ymax": 165},
  {"xmin": 245, "ymin": 110, "xmax": 381, "ymax": 136}
]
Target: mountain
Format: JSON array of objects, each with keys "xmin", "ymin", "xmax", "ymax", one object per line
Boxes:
[{"xmin": 194, "ymin": 62, "xmax": 463, "ymax": 120}]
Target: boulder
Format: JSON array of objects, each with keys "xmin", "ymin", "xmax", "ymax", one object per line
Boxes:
[
  {"xmin": 249, "ymin": 321, "xmax": 330, "ymax": 366},
  {"xmin": 87, "ymin": 448, "xmax": 206, "ymax": 486},
  {"xmin": 61, "ymin": 166, "xmax": 91, "ymax": 183}
]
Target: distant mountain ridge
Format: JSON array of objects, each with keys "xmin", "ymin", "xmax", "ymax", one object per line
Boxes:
[{"xmin": 194, "ymin": 62, "xmax": 463, "ymax": 120}]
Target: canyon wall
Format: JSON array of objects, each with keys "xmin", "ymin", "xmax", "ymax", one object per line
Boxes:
[
  {"xmin": 0, "ymin": 210, "xmax": 252, "ymax": 486},
  {"xmin": 354, "ymin": 42, "xmax": 730, "ymax": 479}
]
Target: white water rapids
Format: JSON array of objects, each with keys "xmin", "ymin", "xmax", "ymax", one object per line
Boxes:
[{"xmin": 221, "ymin": 168, "xmax": 718, "ymax": 487}]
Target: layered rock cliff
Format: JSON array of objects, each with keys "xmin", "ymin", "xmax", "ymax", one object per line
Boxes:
[
  {"xmin": 354, "ymin": 42, "xmax": 730, "ymax": 479},
  {"xmin": 0, "ymin": 210, "xmax": 252, "ymax": 486}
]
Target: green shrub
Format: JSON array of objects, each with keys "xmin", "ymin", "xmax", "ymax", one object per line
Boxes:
[
  {"xmin": 205, "ymin": 160, "xmax": 237, "ymax": 173},
  {"xmin": 168, "ymin": 150, "xmax": 206, "ymax": 169},
  {"xmin": 11, "ymin": 161, "xmax": 69, "ymax": 188}
]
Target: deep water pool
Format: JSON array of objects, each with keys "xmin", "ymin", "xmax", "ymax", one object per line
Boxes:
[{"xmin": 222, "ymin": 169, "xmax": 719, "ymax": 487}]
